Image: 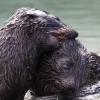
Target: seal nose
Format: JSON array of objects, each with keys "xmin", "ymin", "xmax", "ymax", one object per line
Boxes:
[
  {"xmin": 59, "ymin": 22, "xmax": 78, "ymax": 39},
  {"xmin": 66, "ymin": 30, "xmax": 78, "ymax": 39},
  {"xmin": 68, "ymin": 82, "xmax": 76, "ymax": 92},
  {"xmin": 62, "ymin": 78, "xmax": 77, "ymax": 93}
]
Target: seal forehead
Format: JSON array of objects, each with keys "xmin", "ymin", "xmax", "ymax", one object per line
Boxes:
[
  {"xmin": 26, "ymin": 9, "xmax": 47, "ymax": 16},
  {"xmin": 26, "ymin": 9, "xmax": 56, "ymax": 19}
]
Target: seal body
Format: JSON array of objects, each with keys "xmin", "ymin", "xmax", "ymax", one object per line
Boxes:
[{"xmin": 0, "ymin": 7, "xmax": 78, "ymax": 100}]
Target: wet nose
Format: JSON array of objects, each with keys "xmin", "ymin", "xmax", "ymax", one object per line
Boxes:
[
  {"xmin": 62, "ymin": 79, "xmax": 77, "ymax": 92},
  {"xmin": 68, "ymin": 82, "xmax": 76, "ymax": 92},
  {"xmin": 62, "ymin": 23, "xmax": 78, "ymax": 39},
  {"xmin": 66, "ymin": 30, "xmax": 78, "ymax": 39}
]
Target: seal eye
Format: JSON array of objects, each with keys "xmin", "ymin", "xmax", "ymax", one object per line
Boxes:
[
  {"xmin": 63, "ymin": 63, "xmax": 72, "ymax": 70},
  {"xmin": 56, "ymin": 17, "xmax": 60, "ymax": 21},
  {"xmin": 27, "ymin": 14, "xmax": 37, "ymax": 18},
  {"xmin": 22, "ymin": 14, "xmax": 37, "ymax": 19}
]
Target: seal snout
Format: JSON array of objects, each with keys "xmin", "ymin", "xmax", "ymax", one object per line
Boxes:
[
  {"xmin": 49, "ymin": 28, "xmax": 78, "ymax": 40},
  {"xmin": 67, "ymin": 29, "xmax": 78, "ymax": 39}
]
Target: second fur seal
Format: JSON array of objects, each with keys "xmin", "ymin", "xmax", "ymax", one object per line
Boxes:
[
  {"xmin": 32, "ymin": 39, "xmax": 100, "ymax": 100},
  {"xmin": 0, "ymin": 7, "xmax": 78, "ymax": 100}
]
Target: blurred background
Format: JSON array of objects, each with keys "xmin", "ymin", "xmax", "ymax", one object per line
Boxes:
[{"xmin": 0, "ymin": 0, "xmax": 100, "ymax": 54}]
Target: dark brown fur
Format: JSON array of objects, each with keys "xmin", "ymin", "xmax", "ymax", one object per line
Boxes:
[
  {"xmin": 33, "ymin": 40, "xmax": 89, "ymax": 97},
  {"xmin": 76, "ymin": 53, "xmax": 100, "ymax": 100},
  {"xmin": 85, "ymin": 53, "xmax": 100, "ymax": 84},
  {"xmin": 0, "ymin": 7, "xmax": 78, "ymax": 100},
  {"xmin": 32, "ymin": 39, "xmax": 100, "ymax": 100}
]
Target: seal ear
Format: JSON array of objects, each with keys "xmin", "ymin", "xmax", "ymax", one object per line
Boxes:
[{"xmin": 88, "ymin": 52, "xmax": 100, "ymax": 82}]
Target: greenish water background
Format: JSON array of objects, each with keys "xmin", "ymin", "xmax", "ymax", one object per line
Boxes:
[{"xmin": 0, "ymin": 0, "xmax": 100, "ymax": 54}]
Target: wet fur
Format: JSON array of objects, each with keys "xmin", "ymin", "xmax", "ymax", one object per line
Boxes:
[
  {"xmin": 32, "ymin": 40, "xmax": 100, "ymax": 99},
  {"xmin": 33, "ymin": 40, "xmax": 89, "ymax": 96},
  {"xmin": 0, "ymin": 7, "xmax": 78, "ymax": 100}
]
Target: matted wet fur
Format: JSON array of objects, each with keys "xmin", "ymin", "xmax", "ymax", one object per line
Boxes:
[
  {"xmin": 32, "ymin": 39, "xmax": 100, "ymax": 100},
  {"xmin": 0, "ymin": 7, "xmax": 78, "ymax": 100},
  {"xmin": 33, "ymin": 40, "xmax": 89, "ymax": 98}
]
